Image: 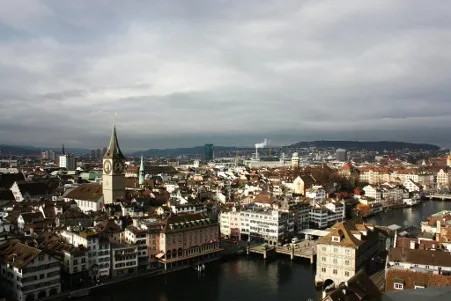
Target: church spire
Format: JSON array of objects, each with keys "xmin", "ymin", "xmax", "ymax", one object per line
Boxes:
[
  {"xmin": 139, "ymin": 154, "xmax": 145, "ymax": 186},
  {"xmin": 104, "ymin": 125, "xmax": 125, "ymax": 160}
]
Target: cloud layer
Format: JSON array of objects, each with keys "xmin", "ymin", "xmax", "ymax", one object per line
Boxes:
[{"xmin": 1, "ymin": 0, "xmax": 451, "ymax": 150}]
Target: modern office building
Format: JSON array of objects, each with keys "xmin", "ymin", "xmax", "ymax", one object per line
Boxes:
[
  {"xmin": 59, "ymin": 155, "xmax": 77, "ymax": 170},
  {"xmin": 336, "ymin": 149, "xmax": 347, "ymax": 162},
  {"xmin": 204, "ymin": 144, "xmax": 214, "ymax": 161}
]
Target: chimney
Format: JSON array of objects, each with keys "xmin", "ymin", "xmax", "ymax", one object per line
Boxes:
[
  {"xmin": 410, "ymin": 240, "xmax": 416, "ymax": 250},
  {"xmin": 437, "ymin": 220, "xmax": 442, "ymax": 235}
]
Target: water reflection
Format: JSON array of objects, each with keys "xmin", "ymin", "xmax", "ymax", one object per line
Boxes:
[
  {"xmin": 367, "ymin": 200, "xmax": 451, "ymax": 226},
  {"xmin": 80, "ymin": 257, "xmax": 319, "ymax": 301},
  {"xmin": 76, "ymin": 202, "xmax": 451, "ymax": 301}
]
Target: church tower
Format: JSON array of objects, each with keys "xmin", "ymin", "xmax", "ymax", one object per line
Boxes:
[
  {"xmin": 103, "ymin": 126, "xmax": 126, "ymax": 204},
  {"xmin": 139, "ymin": 154, "xmax": 145, "ymax": 187}
]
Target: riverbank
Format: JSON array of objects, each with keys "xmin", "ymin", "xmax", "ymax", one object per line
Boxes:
[{"xmin": 40, "ymin": 246, "xmax": 246, "ymax": 301}]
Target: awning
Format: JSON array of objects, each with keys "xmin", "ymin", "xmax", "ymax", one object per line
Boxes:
[{"xmin": 156, "ymin": 252, "xmax": 165, "ymax": 259}]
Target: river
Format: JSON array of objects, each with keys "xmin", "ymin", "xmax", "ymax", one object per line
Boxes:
[{"xmin": 78, "ymin": 200, "xmax": 451, "ymax": 301}]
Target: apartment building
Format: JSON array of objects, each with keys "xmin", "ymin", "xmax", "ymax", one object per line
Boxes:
[
  {"xmin": 359, "ymin": 168, "xmax": 390, "ymax": 185},
  {"xmin": 37, "ymin": 232, "xmax": 88, "ymax": 290},
  {"xmin": 315, "ymin": 219, "xmax": 379, "ymax": 287},
  {"xmin": 219, "ymin": 207, "xmax": 241, "ymax": 239},
  {"xmin": 0, "ymin": 240, "xmax": 61, "ymax": 301},
  {"xmin": 362, "ymin": 185, "xmax": 382, "ymax": 203},
  {"xmin": 124, "ymin": 226, "xmax": 148, "ymax": 268},
  {"xmin": 156, "ymin": 213, "xmax": 221, "ymax": 270},
  {"xmin": 306, "ymin": 186, "xmax": 327, "ymax": 202},
  {"xmin": 59, "ymin": 227, "xmax": 111, "ymax": 277},
  {"xmin": 111, "ymin": 244, "xmax": 138, "ymax": 277},
  {"xmin": 240, "ymin": 206, "xmax": 294, "ymax": 245},
  {"xmin": 385, "ymin": 247, "xmax": 451, "ymax": 291},
  {"xmin": 436, "ymin": 168, "xmax": 451, "ymax": 188},
  {"xmin": 310, "ymin": 200, "xmax": 345, "ymax": 228}
]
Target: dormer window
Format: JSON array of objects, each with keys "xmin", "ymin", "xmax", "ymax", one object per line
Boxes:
[
  {"xmin": 332, "ymin": 236, "xmax": 341, "ymax": 242},
  {"xmin": 394, "ymin": 282, "xmax": 404, "ymax": 290}
]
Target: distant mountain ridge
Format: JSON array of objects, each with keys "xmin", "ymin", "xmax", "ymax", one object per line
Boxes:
[
  {"xmin": 0, "ymin": 140, "xmax": 440, "ymax": 157},
  {"xmin": 134, "ymin": 146, "xmax": 254, "ymax": 157},
  {"xmin": 286, "ymin": 140, "xmax": 440, "ymax": 151},
  {"xmin": 135, "ymin": 140, "xmax": 440, "ymax": 157},
  {"xmin": 0, "ymin": 144, "xmax": 90, "ymax": 155}
]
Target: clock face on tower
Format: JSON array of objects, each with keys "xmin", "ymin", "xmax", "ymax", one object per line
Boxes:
[{"xmin": 103, "ymin": 160, "xmax": 112, "ymax": 174}]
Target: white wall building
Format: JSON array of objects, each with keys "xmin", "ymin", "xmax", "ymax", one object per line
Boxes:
[
  {"xmin": 315, "ymin": 221, "xmax": 379, "ymax": 287},
  {"xmin": 219, "ymin": 207, "xmax": 241, "ymax": 238},
  {"xmin": 59, "ymin": 155, "xmax": 77, "ymax": 170},
  {"xmin": 59, "ymin": 228, "xmax": 111, "ymax": 277},
  {"xmin": 306, "ymin": 186, "xmax": 327, "ymax": 202},
  {"xmin": 240, "ymin": 207, "xmax": 294, "ymax": 245},
  {"xmin": 0, "ymin": 241, "xmax": 61, "ymax": 301}
]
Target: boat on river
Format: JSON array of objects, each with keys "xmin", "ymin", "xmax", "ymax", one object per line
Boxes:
[{"xmin": 194, "ymin": 264, "xmax": 206, "ymax": 272}]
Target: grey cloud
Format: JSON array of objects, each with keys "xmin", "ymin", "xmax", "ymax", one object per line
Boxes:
[{"xmin": 1, "ymin": 0, "xmax": 451, "ymax": 150}]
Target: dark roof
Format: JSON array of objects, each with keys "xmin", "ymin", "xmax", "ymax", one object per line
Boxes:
[
  {"xmin": 323, "ymin": 270, "xmax": 381, "ymax": 301},
  {"xmin": 382, "ymin": 286, "xmax": 451, "ymax": 301},
  {"xmin": 59, "ymin": 207, "xmax": 89, "ymax": 219},
  {"xmin": 0, "ymin": 188, "xmax": 14, "ymax": 201},
  {"xmin": 20, "ymin": 212, "xmax": 44, "ymax": 223},
  {"xmin": 385, "ymin": 269, "xmax": 451, "ymax": 293},
  {"xmin": 162, "ymin": 213, "xmax": 215, "ymax": 233},
  {"xmin": 65, "ymin": 183, "xmax": 103, "ymax": 201},
  {"xmin": 16, "ymin": 181, "xmax": 50, "ymax": 196},
  {"xmin": 95, "ymin": 219, "xmax": 122, "ymax": 234},
  {"xmin": 299, "ymin": 174, "xmax": 316, "ymax": 184},
  {"xmin": 388, "ymin": 248, "xmax": 451, "ymax": 267},
  {"xmin": 0, "ymin": 173, "xmax": 25, "ymax": 189},
  {"xmin": 0, "ymin": 240, "xmax": 41, "ymax": 269},
  {"xmin": 145, "ymin": 165, "xmax": 178, "ymax": 175},
  {"xmin": 103, "ymin": 126, "xmax": 125, "ymax": 160}
]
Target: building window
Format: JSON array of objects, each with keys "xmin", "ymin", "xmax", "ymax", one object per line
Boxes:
[
  {"xmin": 345, "ymin": 260, "xmax": 350, "ymax": 265},
  {"xmin": 334, "ymin": 248, "xmax": 338, "ymax": 253},
  {"xmin": 333, "ymin": 259, "xmax": 338, "ymax": 264},
  {"xmin": 345, "ymin": 249, "xmax": 351, "ymax": 255},
  {"xmin": 322, "ymin": 257, "xmax": 327, "ymax": 262},
  {"xmin": 345, "ymin": 271, "xmax": 349, "ymax": 277},
  {"xmin": 321, "ymin": 268, "xmax": 326, "ymax": 272},
  {"xmin": 394, "ymin": 283, "xmax": 404, "ymax": 290},
  {"xmin": 333, "ymin": 269, "xmax": 337, "ymax": 275}
]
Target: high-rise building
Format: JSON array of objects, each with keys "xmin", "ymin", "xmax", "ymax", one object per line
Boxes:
[
  {"xmin": 96, "ymin": 148, "xmax": 101, "ymax": 158},
  {"xmin": 291, "ymin": 152, "xmax": 300, "ymax": 168},
  {"xmin": 336, "ymin": 149, "xmax": 347, "ymax": 162},
  {"xmin": 91, "ymin": 149, "xmax": 96, "ymax": 159},
  {"xmin": 204, "ymin": 144, "xmax": 214, "ymax": 161},
  {"xmin": 59, "ymin": 154, "xmax": 77, "ymax": 170},
  {"xmin": 102, "ymin": 126, "xmax": 126, "ymax": 204}
]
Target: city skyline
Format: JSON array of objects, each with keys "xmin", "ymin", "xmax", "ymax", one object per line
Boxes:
[{"xmin": 1, "ymin": 1, "xmax": 451, "ymax": 149}]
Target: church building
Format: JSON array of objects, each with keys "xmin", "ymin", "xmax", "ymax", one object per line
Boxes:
[{"xmin": 102, "ymin": 126, "xmax": 126, "ymax": 204}]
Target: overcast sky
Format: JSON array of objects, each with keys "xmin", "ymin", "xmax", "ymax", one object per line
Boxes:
[{"xmin": 1, "ymin": 0, "xmax": 451, "ymax": 151}]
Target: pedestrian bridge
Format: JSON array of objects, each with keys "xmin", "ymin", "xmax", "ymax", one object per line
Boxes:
[{"xmin": 427, "ymin": 194, "xmax": 451, "ymax": 200}]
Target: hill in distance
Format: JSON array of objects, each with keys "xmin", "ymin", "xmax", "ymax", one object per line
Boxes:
[
  {"xmin": 134, "ymin": 140, "xmax": 440, "ymax": 157},
  {"xmin": 0, "ymin": 140, "xmax": 441, "ymax": 157},
  {"xmin": 286, "ymin": 140, "xmax": 440, "ymax": 151},
  {"xmin": 0, "ymin": 144, "xmax": 90, "ymax": 156}
]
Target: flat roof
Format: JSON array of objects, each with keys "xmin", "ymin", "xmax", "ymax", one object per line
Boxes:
[
  {"xmin": 387, "ymin": 224, "xmax": 402, "ymax": 231},
  {"xmin": 299, "ymin": 229, "xmax": 331, "ymax": 237}
]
